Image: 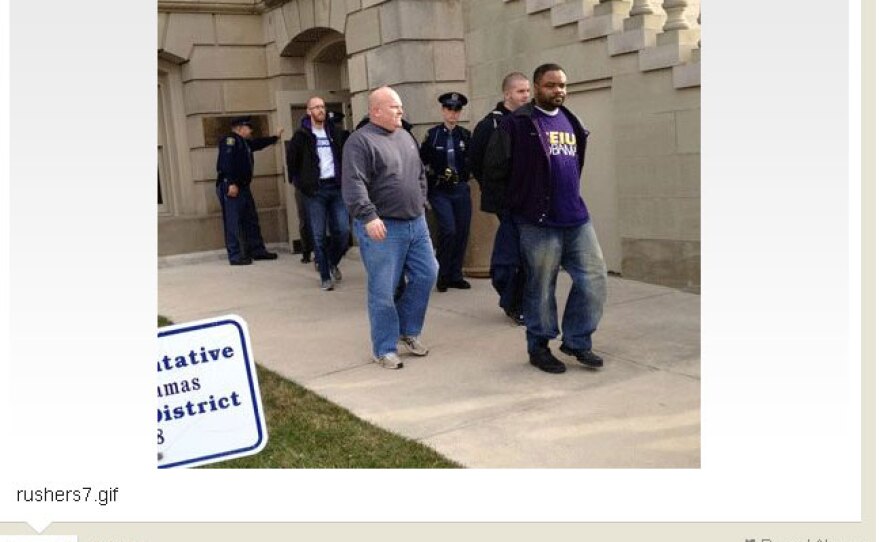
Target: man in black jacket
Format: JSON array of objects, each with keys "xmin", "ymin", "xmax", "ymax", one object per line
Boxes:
[
  {"xmin": 469, "ymin": 72, "xmax": 531, "ymax": 323},
  {"xmin": 216, "ymin": 116, "xmax": 283, "ymax": 266},
  {"xmin": 483, "ymin": 64, "xmax": 607, "ymax": 374},
  {"xmin": 286, "ymin": 96, "xmax": 349, "ymax": 291}
]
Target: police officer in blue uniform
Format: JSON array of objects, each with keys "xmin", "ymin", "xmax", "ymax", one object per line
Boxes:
[
  {"xmin": 216, "ymin": 116, "xmax": 284, "ymax": 265},
  {"xmin": 420, "ymin": 92, "xmax": 472, "ymax": 292}
]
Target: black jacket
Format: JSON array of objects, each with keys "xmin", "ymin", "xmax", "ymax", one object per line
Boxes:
[
  {"xmin": 419, "ymin": 124, "xmax": 471, "ymax": 193},
  {"xmin": 483, "ymin": 102, "xmax": 589, "ymax": 226},
  {"xmin": 285, "ymin": 116, "xmax": 344, "ymax": 196},
  {"xmin": 216, "ymin": 132, "xmax": 279, "ymax": 187},
  {"xmin": 469, "ymin": 102, "xmax": 511, "ymax": 213}
]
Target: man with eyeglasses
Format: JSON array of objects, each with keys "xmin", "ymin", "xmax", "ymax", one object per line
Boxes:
[{"xmin": 287, "ymin": 96, "xmax": 349, "ymax": 291}]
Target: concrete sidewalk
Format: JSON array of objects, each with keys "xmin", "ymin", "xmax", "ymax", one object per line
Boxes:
[{"xmin": 159, "ymin": 248, "xmax": 700, "ymax": 468}]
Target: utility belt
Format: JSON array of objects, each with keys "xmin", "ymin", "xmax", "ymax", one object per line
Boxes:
[
  {"xmin": 217, "ymin": 177, "xmax": 250, "ymax": 188},
  {"xmin": 433, "ymin": 167, "xmax": 462, "ymax": 190}
]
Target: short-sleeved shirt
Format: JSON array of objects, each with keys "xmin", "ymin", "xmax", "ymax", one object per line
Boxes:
[{"xmin": 534, "ymin": 108, "xmax": 588, "ymax": 227}]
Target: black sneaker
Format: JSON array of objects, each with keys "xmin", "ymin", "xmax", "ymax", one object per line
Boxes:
[
  {"xmin": 505, "ymin": 309, "xmax": 525, "ymax": 326},
  {"xmin": 529, "ymin": 347, "xmax": 566, "ymax": 374},
  {"xmin": 252, "ymin": 251, "xmax": 278, "ymax": 260},
  {"xmin": 559, "ymin": 344, "xmax": 604, "ymax": 369},
  {"xmin": 230, "ymin": 258, "xmax": 253, "ymax": 266},
  {"xmin": 447, "ymin": 279, "xmax": 471, "ymax": 289},
  {"xmin": 437, "ymin": 279, "xmax": 448, "ymax": 292},
  {"xmin": 300, "ymin": 253, "xmax": 312, "ymax": 264}
]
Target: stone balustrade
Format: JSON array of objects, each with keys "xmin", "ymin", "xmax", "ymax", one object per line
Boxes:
[
  {"xmin": 558, "ymin": 0, "xmax": 700, "ymax": 70},
  {"xmin": 607, "ymin": 0, "xmax": 665, "ymax": 55},
  {"xmin": 638, "ymin": 0, "xmax": 700, "ymax": 70}
]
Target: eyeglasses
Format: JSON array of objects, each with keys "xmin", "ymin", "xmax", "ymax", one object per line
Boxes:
[{"xmin": 308, "ymin": 105, "xmax": 326, "ymax": 110}]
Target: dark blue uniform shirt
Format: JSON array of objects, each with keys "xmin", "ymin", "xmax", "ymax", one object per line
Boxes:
[
  {"xmin": 419, "ymin": 124, "xmax": 471, "ymax": 190},
  {"xmin": 216, "ymin": 132, "xmax": 279, "ymax": 187}
]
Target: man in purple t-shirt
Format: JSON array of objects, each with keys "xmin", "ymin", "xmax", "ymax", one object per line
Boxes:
[{"xmin": 483, "ymin": 64, "xmax": 608, "ymax": 374}]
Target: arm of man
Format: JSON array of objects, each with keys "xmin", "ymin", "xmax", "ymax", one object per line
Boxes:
[
  {"xmin": 249, "ymin": 135, "xmax": 280, "ymax": 152},
  {"xmin": 482, "ymin": 123, "xmax": 512, "ymax": 187},
  {"xmin": 286, "ymin": 134, "xmax": 302, "ymax": 186},
  {"xmin": 481, "ymin": 121, "xmax": 513, "ymax": 212},
  {"xmin": 469, "ymin": 117, "xmax": 492, "ymax": 185},
  {"xmin": 420, "ymin": 128, "xmax": 441, "ymax": 187},
  {"xmin": 284, "ymin": 138, "xmax": 295, "ymax": 184},
  {"xmin": 460, "ymin": 127, "xmax": 472, "ymax": 180},
  {"xmin": 341, "ymin": 135, "xmax": 385, "ymax": 240}
]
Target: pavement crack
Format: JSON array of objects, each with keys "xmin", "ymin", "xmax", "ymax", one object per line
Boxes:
[
  {"xmin": 606, "ymin": 290, "xmax": 680, "ymax": 307},
  {"xmin": 603, "ymin": 352, "xmax": 701, "ymax": 382}
]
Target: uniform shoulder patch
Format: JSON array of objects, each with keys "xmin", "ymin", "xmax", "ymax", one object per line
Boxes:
[{"xmin": 225, "ymin": 137, "xmax": 236, "ymax": 146}]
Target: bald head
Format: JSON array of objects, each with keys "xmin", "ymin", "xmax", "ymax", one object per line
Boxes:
[
  {"xmin": 368, "ymin": 86, "xmax": 404, "ymax": 132},
  {"xmin": 502, "ymin": 71, "xmax": 531, "ymax": 112}
]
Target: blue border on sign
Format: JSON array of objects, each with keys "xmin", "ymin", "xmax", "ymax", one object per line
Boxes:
[{"xmin": 158, "ymin": 318, "xmax": 265, "ymax": 468}]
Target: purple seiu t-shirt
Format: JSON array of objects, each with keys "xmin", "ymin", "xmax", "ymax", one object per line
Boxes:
[{"xmin": 534, "ymin": 108, "xmax": 589, "ymax": 227}]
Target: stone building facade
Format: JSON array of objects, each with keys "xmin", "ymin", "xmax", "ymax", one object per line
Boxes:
[{"xmin": 157, "ymin": 0, "xmax": 701, "ymax": 290}]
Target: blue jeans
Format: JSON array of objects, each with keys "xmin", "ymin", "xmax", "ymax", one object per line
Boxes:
[
  {"xmin": 519, "ymin": 221, "xmax": 607, "ymax": 354},
  {"xmin": 216, "ymin": 183, "xmax": 267, "ymax": 262},
  {"xmin": 354, "ymin": 216, "xmax": 439, "ymax": 358},
  {"xmin": 490, "ymin": 211, "xmax": 524, "ymax": 314},
  {"xmin": 428, "ymin": 182, "xmax": 471, "ymax": 282},
  {"xmin": 306, "ymin": 183, "xmax": 350, "ymax": 281}
]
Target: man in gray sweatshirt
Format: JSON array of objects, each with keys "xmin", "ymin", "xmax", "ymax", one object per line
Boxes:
[{"xmin": 342, "ymin": 87, "xmax": 439, "ymax": 369}]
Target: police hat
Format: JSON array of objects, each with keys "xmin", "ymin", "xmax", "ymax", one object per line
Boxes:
[
  {"xmin": 438, "ymin": 92, "xmax": 468, "ymax": 110},
  {"xmin": 230, "ymin": 116, "xmax": 254, "ymax": 128}
]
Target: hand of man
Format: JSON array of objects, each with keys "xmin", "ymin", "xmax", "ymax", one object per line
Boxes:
[
  {"xmin": 365, "ymin": 218, "xmax": 386, "ymax": 241},
  {"xmin": 275, "ymin": 127, "xmax": 285, "ymax": 138},
  {"xmin": 227, "ymin": 184, "xmax": 239, "ymax": 198}
]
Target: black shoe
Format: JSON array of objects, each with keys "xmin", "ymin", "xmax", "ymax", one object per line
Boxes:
[
  {"xmin": 505, "ymin": 309, "xmax": 525, "ymax": 326},
  {"xmin": 230, "ymin": 258, "xmax": 253, "ymax": 266},
  {"xmin": 300, "ymin": 253, "xmax": 312, "ymax": 264},
  {"xmin": 252, "ymin": 251, "xmax": 278, "ymax": 260},
  {"xmin": 447, "ymin": 279, "xmax": 471, "ymax": 289},
  {"xmin": 559, "ymin": 344, "xmax": 604, "ymax": 369},
  {"xmin": 437, "ymin": 279, "xmax": 448, "ymax": 292},
  {"xmin": 529, "ymin": 347, "xmax": 566, "ymax": 374}
]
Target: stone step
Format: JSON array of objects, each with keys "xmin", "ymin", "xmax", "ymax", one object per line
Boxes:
[
  {"xmin": 526, "ymin": 0, "xmax": 564, "ymax": 14},
  {"xmin": 608, "ymin": 27, "xmax": 658, "ymax": 55},
  {"xmin": 550, "ymin": 0, "xmax": 599, "ymax": 27},
  {"xmin": 607, "ymin": 12, "xmax": 664, "ymax": 55},
  {"xmin": 673, "ymin": 45, "xmax": 700, "ymax": 88},
  {"xmin": 578, "ymin": 0, "xmax": 632, "ymax": 41},
  {"xmin": 638, "ymin": 28, "xmax": 699, "ymax": 71}
]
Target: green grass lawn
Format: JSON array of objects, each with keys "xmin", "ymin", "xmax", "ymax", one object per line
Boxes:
[{"xmin": 158, "ymin": 315, "xmax": 461, "ymax": 468}]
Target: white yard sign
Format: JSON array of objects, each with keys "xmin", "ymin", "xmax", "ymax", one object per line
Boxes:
[{"xmin": 157, "ymin": 315, "xmax": 267, "ymax": 468}]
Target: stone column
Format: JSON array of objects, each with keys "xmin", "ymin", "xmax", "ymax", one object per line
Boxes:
[
  {"xmin": 673, "ymin": 5, "xmax": 700, "ymax": 88},
  {"xmin": 638, "ymin": 0, "xmax": 700, "ymax": 70},
  {"xmin": 662, "ymin": 0, "xmax": 690, "ymax": 29},
  {"xmin": 343, "ymin": 1, "xmax": 487, "ymax": 274},
  {"xmin": 608, "ymin": 0, "xmax": 665, "ymax": 55}
]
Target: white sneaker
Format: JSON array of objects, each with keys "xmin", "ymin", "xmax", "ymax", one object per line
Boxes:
[
  {"xmin": 373, "ymin": 352, "xmax": 404, "ymax": 369},
  {"xmin": 399, "ymin": 336, "xmax": 429, "ymax": 356},
  {"xmin": 331, "ymin": 265, "xmax": 342, "ymax": 281}
]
